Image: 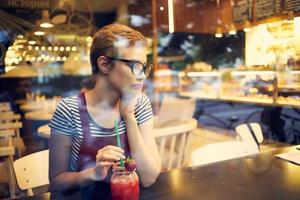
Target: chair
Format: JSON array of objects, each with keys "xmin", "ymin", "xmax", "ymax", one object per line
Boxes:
[
  {"xmin": 13, "ymin": 149, "xmax": 49, "ymax": 196},
  {"xmin": 0, "ymin": 102, "xmax": 11, "ymax": 112},
  {"xmin": 0, "ymin": 112, "xmax": 23, "ymax": 157},
  {"xmin": 0, "ymin": 112, "xmax": 23, "ymax": 198},
  {"xmin": 155, "ymin": 118, "xmax": 197, "ymax": 171},
  {"xmin": 191, "ymin": 141, "xmax": 259, "ymax": 166},
  {"xmin": 235, "ymin": 123, "xmax": 263, "ymax": 149},
  {"xmin": 0, "ymin": 129, "xmax": 17, "ymax": 198},
  {"xmin": 191, "ymin": 123, "xmax": 264, "ymax": 167}
]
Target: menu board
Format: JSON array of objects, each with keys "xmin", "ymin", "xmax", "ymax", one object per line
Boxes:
[
  {"xmin": 256, "ymin": 0, "xmax": 281, "ymax": 20},
  {"xmin": 232, "ymin": 0, "xmax": 253, "ymax": 22},
  {"xmin": 284, "ymin": 0, "xmax": 300, "ymax": 11}
]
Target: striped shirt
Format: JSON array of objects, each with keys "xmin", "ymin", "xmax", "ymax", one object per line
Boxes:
[{"xmin": 49, "ymin": 93, "xmax": 153, "ymax": 171}]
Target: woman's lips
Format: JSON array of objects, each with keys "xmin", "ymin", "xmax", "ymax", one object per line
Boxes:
[{"xmin": 131, "ymin": 84, "xmax": 143, "ymax": 89}]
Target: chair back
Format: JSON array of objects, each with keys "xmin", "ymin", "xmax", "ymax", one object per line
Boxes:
[
  {"xmin": 13, "ymin": 150, "xmax": 49, "ymax": 196},
  {"xmin": 191, "ymin": 141, "xmax": 259, "ymax": 166},
  {"xmin": 0, "ymin": 112, "xmax": 23, "ymax": 157},
  {"xmin": 154, "ymin": 95, "xmax": 195, "ymax": 128},
  {"xmin": 155, "ymin": 118, "xmax": 197, "ymax": 171},
  {"xmin": 235, "ymin": 123, "xmax": 263, "ymax": 149},
  {"xmin": 0, "ymin": 102, "xmax": 11, "ymax": 112}
]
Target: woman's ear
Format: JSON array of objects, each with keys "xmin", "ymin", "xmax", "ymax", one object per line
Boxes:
[{"xmin": 97, "ymin": 56, "xmax": 110, "ymax": 74}]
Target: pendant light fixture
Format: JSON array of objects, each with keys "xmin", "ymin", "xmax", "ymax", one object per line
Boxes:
[
  {"xmin": 40, "ymin": 10, "xmax": 54, "ymax": 28},
  {"xmin": 229, "ymin": 23, "xmax": 236, "ymax": 35}
]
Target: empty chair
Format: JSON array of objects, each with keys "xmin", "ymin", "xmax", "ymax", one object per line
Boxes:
[
  {"xmin": 153, "ymin": 95, "xmax": 195, "ymax": 128},
  {"xmin": 191, "ymin": 123, "xmax": 264, "ymax": 167},
  {"xmin": 235, "ymin": 123, "xmax": 263, "ymax": 151},
  {"xmin": 155, "ymin": 118, "xmax": 197, "ymax": 171},
  {"xmin": 13, "ymin": 150, "xmax": 49, "ymax": 196},
  {"xmin": 192, "ymin": 141, "xmax": 260, "ymax": 166}
]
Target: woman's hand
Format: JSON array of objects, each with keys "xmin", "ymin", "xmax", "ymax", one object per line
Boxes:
[
  {"xmin": 93, "ymin": 145, "xmax": 125, "ymax": 181},
  {"xmin": 119, "ymin": 89, "xmax": 140, "ymax": 119}
]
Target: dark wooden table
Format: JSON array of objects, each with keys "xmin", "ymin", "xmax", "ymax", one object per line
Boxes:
[{"xmin": 21, "ymin": 146, "xmax": 300, "ymax": 200}]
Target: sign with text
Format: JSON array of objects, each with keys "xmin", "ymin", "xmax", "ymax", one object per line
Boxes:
[
  {"xmin": 233, "ymin": 0, "xmax": 253, "ymax": 23},
  {"xmin": 256, "ymin": 0, "xmax": 281, "ymax": 20},
  {"xmin": 284, "ymin": 0, "xmax": 300, "ymax": 11},
  {"xmin": 0, "ymin": 0, "xmax": 49, "ymax": 10}
]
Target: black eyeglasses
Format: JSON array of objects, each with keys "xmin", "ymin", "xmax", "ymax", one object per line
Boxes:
[{"xmin": 106, "ymin": 56, "xmax": 152, "ymax": 77}]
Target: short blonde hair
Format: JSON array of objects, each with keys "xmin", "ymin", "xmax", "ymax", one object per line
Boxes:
[{"xmin": 90, "ymin": 24, "xmax": 147, "ymax": 74}]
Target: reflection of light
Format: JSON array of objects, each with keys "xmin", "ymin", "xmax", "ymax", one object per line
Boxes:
[
  {"xmin": 178, "ymin": 71, "xmax": 185, "ymax": 77},
  {"xmin": 54, "ymin": 46, "xmax": 59, "ymax": 51},
  {"xmin": 48, "ymin": 46, "xmax": 52, "ymax": 51},
  {"xmin": 40, "ymin": 22, "xmax": 54, "ymax": 28},
  {"xmin": 34, "ymin": 46, "xmax": 40, "ymax": 51},
  {"xmin": 243, "ymin": 27, "xmax": 251, "ymax": 32},
  {"xmin": 60, "ymin": 46, "xmax": 64, "ymax": 51},
  {"xmin": 86, "ymin": 36, "xmax": 92, "ymax": 42},
  {"xmin": 66, "ymin": 46, "xmax": 71, "ymax": 51},
  {"xmin": 72, "ymin": 46, "xmax": 77, "ymax": 51},
  {"xmin": 290, "ymin": 71, "xmax": 300, "ymax": 74},
  {"xmin": 160, "ymin": 6, "xmax": 164, "ymax": 11},
  {"xmin": 41, "ymin": 46, "xmax": 46, "ymax": 51},
  {"xmin": 168, "ymin": 0, "xmax": 174, "ymax": 33},
  {"xmin": 281, "ymin": 151, "xmax": 300, "ymax": 187},
  {"xmin": 5, "ymin": 66, "xmax": 17, "ymax": 72},
  {"xmin": 231, "ymin": 71, "xmax": 275, "ymax": 76},
  {"xmin": 34, "ymin": 31, "xmax": 45, "ymax": 36},
  {"xmin": 28, "ymin": 40, "xmax": 36, "ymax": 45},
  {"xmin": 187, "ymin": 72, "xmax": 221, "ymax": 77},
  {"xmin": 170, "ymin": 170, "xmax": 181, "ymax": 189},
  {"xmin": 154, "ymin": 70, "xmax": 178, "ymax": 77}
]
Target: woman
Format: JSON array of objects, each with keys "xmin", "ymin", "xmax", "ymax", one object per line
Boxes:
[{"xmin": 49, "ymin": 24, "xmax": 161, "ymax": 198}]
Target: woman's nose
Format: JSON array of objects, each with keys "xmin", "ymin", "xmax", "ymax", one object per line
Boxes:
[{"xmin": 135, "ymin": 72, "xmax": 146, "ymax": 80}]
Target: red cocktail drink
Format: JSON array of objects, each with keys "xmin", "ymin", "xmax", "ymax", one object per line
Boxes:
[{"xmin": 110, "ymin": 168, "xmax": 139, "ymax": 200}]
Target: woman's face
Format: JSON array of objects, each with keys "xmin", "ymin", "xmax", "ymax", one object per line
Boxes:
[{"xmin": 108, "ymin": 45, "xmax": 147, "ymax": 95}]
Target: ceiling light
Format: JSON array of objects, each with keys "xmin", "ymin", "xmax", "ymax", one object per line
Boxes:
[
  {"xmin": 40, "ymin": 10, "xmax": 54, "ymax": 28},
  {"xmin": 28, "ymin": 40, "xmax": 36, "ymax": 45},
  {"xmin": 34, "ymin": 30, "xmax": 45, "ymax": 36},
  {"xmin": 229, "ymin": 24, "xmax": 236, "ymax": 35},
  {"xmin": 215, "ymin": 26, "xmax": 223, "ymax": 38},
  {"xmin": 243, "ymin": 20, "xmax": 251, "ymax": 32}
]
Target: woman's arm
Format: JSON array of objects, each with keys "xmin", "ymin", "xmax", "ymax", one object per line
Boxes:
[
  {"xmin": 49, "ymin": 129, "xmax": 125, "ymax": 191},
  {"xmin": 124, "ymin": 116, "xmax": 162, "ymax": 187},
  {"xmin": 120, "ymin": 94, "xmax": 161, "ymax": 187}
]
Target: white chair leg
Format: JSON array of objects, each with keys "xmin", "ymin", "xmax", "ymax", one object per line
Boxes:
[
  {"xmin": 26, "ymin": 188, "xmax": 34, "ymax": 196},
  {"xmin": 6, "ymin": 157, "xmax": 16, "ymax": 199}
]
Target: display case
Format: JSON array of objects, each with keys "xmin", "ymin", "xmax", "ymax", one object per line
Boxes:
[
  {"xmin": 178, "ymin": 70, "xmax": 300, "ymax": 107},
  {"xmin": 276, "ymin": 70, "xmax": 300, "ymax": 106},
  {"xmin": 221, "ymin": 70, "xmax": 275, "ymax": 104},
  {"xmin": 179, "ymin": 71, "xmax": 221, "ymax": 99}
]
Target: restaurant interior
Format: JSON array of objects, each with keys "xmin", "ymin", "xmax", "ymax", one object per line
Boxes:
[{"xmin": 0, "ymin": 0, "xmax": 300, "ymax": 199}]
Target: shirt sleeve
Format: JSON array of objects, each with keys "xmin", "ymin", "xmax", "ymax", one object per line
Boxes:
[
  {"xmin": 49, "ymin": 99, "xmax": 76, "ymax": 136},
  {"xmin": 135, "ymin": 94, "xmax": 153, "ymax": 125}
]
